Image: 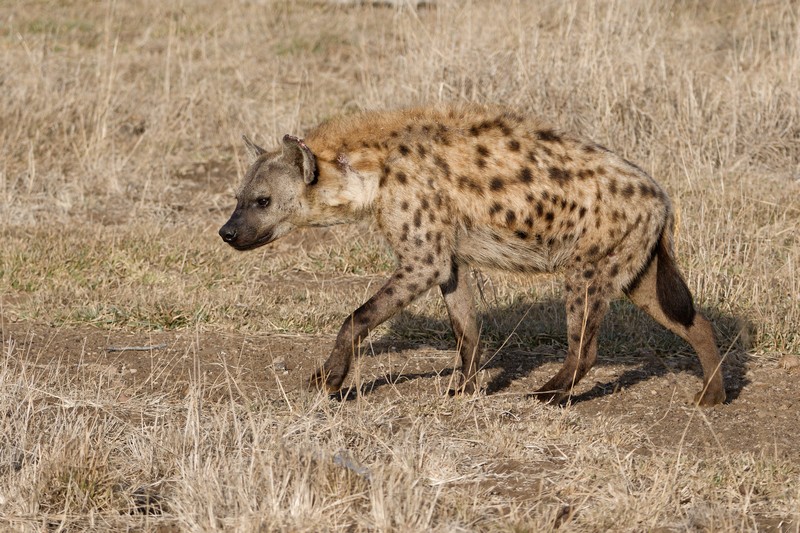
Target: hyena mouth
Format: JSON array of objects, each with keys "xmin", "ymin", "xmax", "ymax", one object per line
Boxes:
[{"xmin": 230, "ymin": 230, "xmax": 274, "ymax": 251}]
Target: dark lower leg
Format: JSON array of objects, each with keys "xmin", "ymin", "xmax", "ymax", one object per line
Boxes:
[{"xmin": 536, "ymin": 280, "xmax": 607, "ymax": 403}]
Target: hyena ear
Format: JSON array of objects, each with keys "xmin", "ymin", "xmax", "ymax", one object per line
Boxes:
[
  {"xmin": 282, "ymin": 134, "xmax": 318, "ymax": 185},
  {"xmin": 242, "ymin": 135, "xmax": 266, "ymax": 164}
]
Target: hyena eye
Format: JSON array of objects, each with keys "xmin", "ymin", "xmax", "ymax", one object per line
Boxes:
[{"xmin": 257, "ymin": 197, "xmax": 270, "ymax": 208}]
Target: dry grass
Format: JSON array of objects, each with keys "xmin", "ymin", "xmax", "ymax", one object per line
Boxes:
[
  {"xmin": 1, "ymin": 340, "xmax": 798, "ymax": 531},
  {"xmin": 1, "ymin": 0, "xmax": 799, "ymax": 530}
]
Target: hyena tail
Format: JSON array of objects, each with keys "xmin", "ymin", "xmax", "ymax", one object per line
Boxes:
[{"xmin": 655, "ymin": 224, "xmax": 696, "ymax": 328}]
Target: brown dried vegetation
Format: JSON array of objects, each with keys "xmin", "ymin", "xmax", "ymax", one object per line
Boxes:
[{"xmin": 1, "ymin": 0, "xmax": 799, "ymax": 531}]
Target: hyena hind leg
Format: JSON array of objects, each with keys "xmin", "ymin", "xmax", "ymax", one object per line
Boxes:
[
  {"xmin": 625, "ymin": 240, "xmax": 726, "ymax": 406},
  {"xmin": 534, "ymin": 274, "xmax": 611, "ymax": 404}
]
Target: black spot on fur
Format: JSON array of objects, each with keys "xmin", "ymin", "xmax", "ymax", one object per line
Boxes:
[
  {"xmin": 424, "ymin": 253, "xmax": 434, "ymax": 265},
  {"xmin": 548, "ymin": 167, "xmax": 571, "ymax": 183},
  {"xmin": 489, "ymin": 202, "xmax": 502, "ymax": 216},
  {"xmin": 518, "ymin": 167, "xmax": 533, "ymax": 183},
  {"xmin": 505, "ymin": 210, "xmax": 516, "ymax": 225},
  {"xmin": 537, "ymin": 129, "xmax": 561, "ymax": 143},
  {"xmin": 494, "ymin": 118, "xmax": 513, "ymax": 136},
  {"xmin": 545, "ymin": 211, "xmax": 554, "ymax": 222},
  {"xmin": 421, "ymin": 198, "xmax": 430, "ymax": 210},
  {"xmin": 578, "ymin": 207, "xmax": 587, "ymax": 218},
  {"xmin": 527, "ymin": 151, "xmax": 538, "ymax": 164},
  {"xmin": 490, "ymin": 177, "xmax": 505, "ymax": 191},
  {"xmin": 507, "ymin": 139, "xmax": 520, "ymax": 152},
  {"xmin": 609, "ymin": 179, "xmax": 618, "ymax": 195},
  {"xmin": 476, "ymin": 144, "xmax": 490, "ymax": 157},
  {"xmin": 399, "ymin": 144, "xmax": 410, "ymax": 156},
  {"xmin": 400, "ymin": 201, "xmax": 409, "ymax": 211},
  {"xmin": 400, "ymin": 222, "xmax": 409, "ymax": 242},
  {"xmin": 622, "ymin": 184, "xmax": 635, "ymax": 198},
  {"xmin": 433, "ymin": 156, "xmax": 451, "ymax": 178},
  {"xmin": 396, "ymin": 171, "xmax": 407, "ymax": 184},
  {"xmin": 583, "ymin": 269, "xmax": 595, "ymax": 279},
  {"xmin": 417, "ymin": 144, "xmax": 427, "ymax": 158},
  {"xmin": 385, "ymin": 287, "xmax": 395, "ymax": 296},
  {"xmin": 413, "ymin": 209, "xmax": 422, "ymax": 227},
  {"xmin": 514, "ymin": 230, "xmax": 528, "ymax": 240},
  {"xmin": 458, "ymin": 175, "xmax": 483, "ymax": 194},
  {"xmin": 476, "ymin": 158, "xmax": 487, "ymax": 169}
]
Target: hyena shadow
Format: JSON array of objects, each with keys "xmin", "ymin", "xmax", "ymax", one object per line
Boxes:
[{"xmin": 353, "ymin": 298, "xmax": 751, "ymax": 405}]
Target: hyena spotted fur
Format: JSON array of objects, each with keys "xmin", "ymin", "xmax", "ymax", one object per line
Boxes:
[{"xmin": 219, "ymin": 104, "xmax": 726, "ymax": 406}]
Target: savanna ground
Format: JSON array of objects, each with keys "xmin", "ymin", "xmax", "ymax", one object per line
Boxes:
[{"xmin": 1, "ymin": 0, "xmax": 799, "ymax": 530}]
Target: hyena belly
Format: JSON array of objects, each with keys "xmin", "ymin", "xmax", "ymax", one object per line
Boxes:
[{"xmin": 455, "ymin": 225, "xmax": 575, "ymax": 273}]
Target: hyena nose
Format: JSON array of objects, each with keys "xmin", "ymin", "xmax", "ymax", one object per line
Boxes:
[{"xmin": 219, "ymin": 225, "xmax": 237, "ymax": 243}]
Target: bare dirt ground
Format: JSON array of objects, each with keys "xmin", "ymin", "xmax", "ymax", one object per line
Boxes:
[{"xmin": 4, "ymin": 296, "xmax": 798, "ymax": 463}]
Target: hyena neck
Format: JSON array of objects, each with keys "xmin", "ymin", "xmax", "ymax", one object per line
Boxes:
[{"xmin": 304, "ymin": 140, "xmax": 386, "ymax": 225}]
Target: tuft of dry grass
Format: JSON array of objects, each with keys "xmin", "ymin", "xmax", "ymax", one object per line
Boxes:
[{"xmin": 1, "ymin": 0, "xmax": 799, "ymax": 530}]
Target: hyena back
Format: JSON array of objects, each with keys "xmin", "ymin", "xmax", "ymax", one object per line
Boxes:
[{"xmin": 219, "ymin": 104, "xmax": 726, "ymax": 406}]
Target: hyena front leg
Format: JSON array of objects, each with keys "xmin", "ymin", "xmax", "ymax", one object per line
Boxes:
[
  {"xmin": 309, "ymin": 258, "xmax": 451, "ymax": 394},
  {"xmin": 535, "ymin": 273, "xmax": 611, "ymax": 403},
  {"xmin": 439, "ymin": 261, "xmax": 482, "ymax": 395}
]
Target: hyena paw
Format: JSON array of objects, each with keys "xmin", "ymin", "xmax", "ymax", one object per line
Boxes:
[
  {"xmin": 693, "ymin": 387, "xmax": 726, "ymax": 407},
  {"xmin": 532, "ymin": 387, "xmax": 569, "ymax": 405},
  {"xmin": 308, "ymin": 367, "xmax": 345, "ymax": 394}
]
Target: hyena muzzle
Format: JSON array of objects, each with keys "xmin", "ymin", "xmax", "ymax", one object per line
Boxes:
[{"xmin": 219, "ymin": 104, "xmax": 726, "ymax": 406}]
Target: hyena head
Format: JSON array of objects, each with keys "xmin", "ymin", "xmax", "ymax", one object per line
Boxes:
[{"xmin": 219, "ymin": 134, "xmax": 317, "ymax": 250}]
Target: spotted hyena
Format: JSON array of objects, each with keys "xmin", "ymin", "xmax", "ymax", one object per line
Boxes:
[{"xmin": 219, "ymin": 104, "xmax": 726, "ymax": 406}]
